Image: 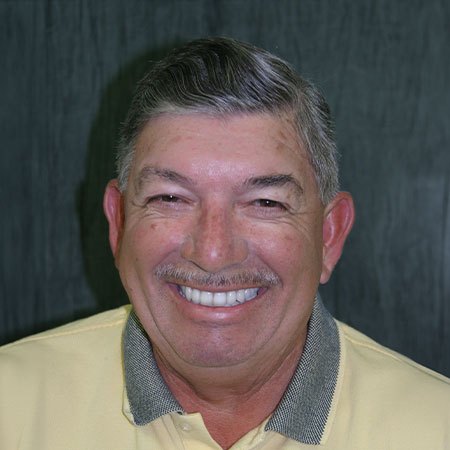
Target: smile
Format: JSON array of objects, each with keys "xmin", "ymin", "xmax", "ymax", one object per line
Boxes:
[{"xmin": 178, "ymin": 285, "xmax": 260, "ymax": 307}]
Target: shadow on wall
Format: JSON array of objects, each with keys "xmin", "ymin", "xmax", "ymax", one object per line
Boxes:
[{"xmin": 77, "ymin": 42, "xmax": 182, "ymax": 312}]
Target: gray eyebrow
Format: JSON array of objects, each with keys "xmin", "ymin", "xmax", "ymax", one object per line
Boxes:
[
  {"xmin": 243, "ymin": 174, "xmax": 304, "ymax": 197},
  {"xmin": 134, "ymin": 166, "xmax": 195, "ymax": 194}
]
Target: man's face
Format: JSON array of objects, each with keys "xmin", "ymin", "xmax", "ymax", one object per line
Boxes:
[{"xmin": 105, "ymin": 113, "xmax": 348, "ymax": 370}]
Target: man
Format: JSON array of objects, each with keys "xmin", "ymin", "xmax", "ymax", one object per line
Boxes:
[{"xmin": 1, "ymin": 37, "xmax": 449, "ymax": 449}]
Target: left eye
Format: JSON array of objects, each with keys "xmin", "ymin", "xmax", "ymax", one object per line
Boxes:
[{"xmin": 253, "ymin": 199, "xmax": 286, "ymax": 209}]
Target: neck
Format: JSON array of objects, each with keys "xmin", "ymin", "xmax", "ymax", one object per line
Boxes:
[{"xmin": 154, "ymin": 336, "xmax": 305, "ymax": 449}]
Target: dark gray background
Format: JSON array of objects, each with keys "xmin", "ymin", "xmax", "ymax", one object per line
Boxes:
[{"xmin": 1, "ymin": 0, "xmax": 449, "ymax": 376}]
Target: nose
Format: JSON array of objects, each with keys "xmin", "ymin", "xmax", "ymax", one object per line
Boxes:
[{"xmin": 180, "ymin": 202, "xmax": 249, "ymax": 273}]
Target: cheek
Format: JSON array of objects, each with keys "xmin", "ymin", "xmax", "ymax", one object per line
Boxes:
[
  {"xmin": 252, "ymin": 225, "xmax": 323, "ymax": 281},
  {"xmin": 120, "ymin": 219, "xmax": 186, "ymax": 269}
]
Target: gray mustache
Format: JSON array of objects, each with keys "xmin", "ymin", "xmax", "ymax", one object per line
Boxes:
[{"xmin": 154, "ymin": 264, "xmax": 280, "ymax": 288}]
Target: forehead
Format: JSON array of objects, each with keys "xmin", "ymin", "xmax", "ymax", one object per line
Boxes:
[{"xmin": 131, "ymin": 113, "xmax": 314, "ymax": 185}]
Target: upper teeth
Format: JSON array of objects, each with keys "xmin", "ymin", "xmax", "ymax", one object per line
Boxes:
[{"xmin": 179, "ymin": 285, "xmax": 259, "ymax": 307}]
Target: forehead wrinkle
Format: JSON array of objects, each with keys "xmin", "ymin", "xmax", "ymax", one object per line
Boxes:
[
  {"xmin": 134, "ymin": 166, "xmax": 196, "ymax": 195},
  {"xmin": 243, "ymin": 174, "xmax": 304, "ymax": 197}
]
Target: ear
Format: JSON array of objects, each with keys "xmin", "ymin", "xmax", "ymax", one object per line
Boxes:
[
  {"xmin": 103, "ymin": 179, "xmax": 124, "ymax": 258},
  {"xmin": 320, "ymin": 192, "xmax": 355, "ymax": 284}
]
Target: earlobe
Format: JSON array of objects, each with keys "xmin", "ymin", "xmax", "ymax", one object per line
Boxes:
[
  {"xmin": 103, "ymin": 179, "xmax": 124, "ymax": 258},
  {"xmin": 320, "ymin": 192, "xmax": 355, "ymax": 284}
]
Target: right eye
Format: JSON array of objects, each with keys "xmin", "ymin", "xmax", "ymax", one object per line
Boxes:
[{"xmin": 146, "ymin": 194, "xmax": 182, "ymax": 204}]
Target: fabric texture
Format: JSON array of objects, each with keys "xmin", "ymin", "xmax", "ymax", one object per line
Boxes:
[
  {"xmin": 1, "ymin": 302, "xmax": 449, "ymax": 450},
  {"xmin": 123, "ymin": 312, "xmax": 183, "ymax": 423}
]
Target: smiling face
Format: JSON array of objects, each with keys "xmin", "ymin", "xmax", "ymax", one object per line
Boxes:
[{"xmin": 104, "ymin": 113, "xmax": 353, "ymax": 370}]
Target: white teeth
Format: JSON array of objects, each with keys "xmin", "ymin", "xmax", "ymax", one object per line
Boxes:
[
  {"xmin": 191, "ymin": 288, "xmax": 200, "ymax": 304},
  {"xmin": 226, "ymin": 291, "xmax": 237, "ymax": 303},
  {"xmin": 245, "ymin": 289, "xmax": 257, "ymax": 300},
  {"xmin": 200, "ymin": 291, "xmax": 213, "ymax": 306},
  {"xmin": 179, "ymin": 286, "xmax": 259, "ymax": 307},
  {"xmin": 213, "ymin": 292, "xmax": 227, "ymax": 306}
]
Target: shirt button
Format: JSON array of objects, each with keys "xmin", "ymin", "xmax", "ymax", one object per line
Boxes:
[{"xmin": 180, "ymin": 422, "xmax": 192, "ymax": 432}]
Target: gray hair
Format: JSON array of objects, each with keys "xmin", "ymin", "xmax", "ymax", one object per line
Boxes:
[{"xmin": 117, "ymin": 37, "xmax": 339, "ymax": 204}]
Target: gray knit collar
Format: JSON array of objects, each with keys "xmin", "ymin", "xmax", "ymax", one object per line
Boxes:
[{"xmin": 123, "ymin": 296, "xmax": 340, "ymax": 445}]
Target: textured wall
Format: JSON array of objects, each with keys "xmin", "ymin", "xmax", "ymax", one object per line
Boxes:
[{"xmin": 1, "ymin": 0, "xmax": 449, "ymax": 376}]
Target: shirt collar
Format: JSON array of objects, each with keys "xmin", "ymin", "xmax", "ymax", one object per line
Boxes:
[{"xmin": 122, "ymin": 296, "xmax": 340, "ymax": 445}]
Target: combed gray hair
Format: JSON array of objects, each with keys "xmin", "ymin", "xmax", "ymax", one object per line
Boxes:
[{"xmin": 116, "ymin": 37, "xmax": 339, "ymax": 204}]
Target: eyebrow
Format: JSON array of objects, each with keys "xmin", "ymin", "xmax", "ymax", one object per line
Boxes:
[
  {"xmin": 134, "ymin": 166, "xmax": 303, "ymax": 198},
  {"xmin": 134, "ymin": 166, "xmax": 195, "ymax": 194},
  {"xmin": 243, "ymin": 174, "xmax": 304, "ymax": 197}
]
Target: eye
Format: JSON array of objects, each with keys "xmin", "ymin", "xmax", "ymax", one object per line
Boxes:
[
  {"xmin": 146, "ymin": 194, "xmax": 182, "ymax": 204},
  {"xmin": 142, "ymin": 193, "xmax": 192, "ymax": 215},
  {"xmin": 253, "ymin": 199, "xmax": 286, "ymax": 209},
  {"xmin": 245, "ymin": 198, "xmax": 291, "ymax": 219}
]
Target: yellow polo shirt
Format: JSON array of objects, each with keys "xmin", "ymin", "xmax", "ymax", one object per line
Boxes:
[{"xmin": 1, "ymin": 299, "xmax": 449, "ymax": 449}]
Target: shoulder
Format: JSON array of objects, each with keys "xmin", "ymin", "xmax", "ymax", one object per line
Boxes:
[
  {"xmin": 336, "ymin": 321, "xmax": 450, "ymax": 425},
  {"xmin": 0, "ymin": 307, "xmax": 133, "ymax": 448},
  {"xmin": 0, "ymin": 306, "xmax": 131, "ymax": 373},
  {"xmin": 338, "ymin": 320, "xmax": 450, "ymax": 385},
  {"xmin": 320, "ymin": 322, "xmax": 450, "ymax": 448},
  {"xmin": 1, "ymin": 306, "xmax": 130, "ymax": 347}
]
